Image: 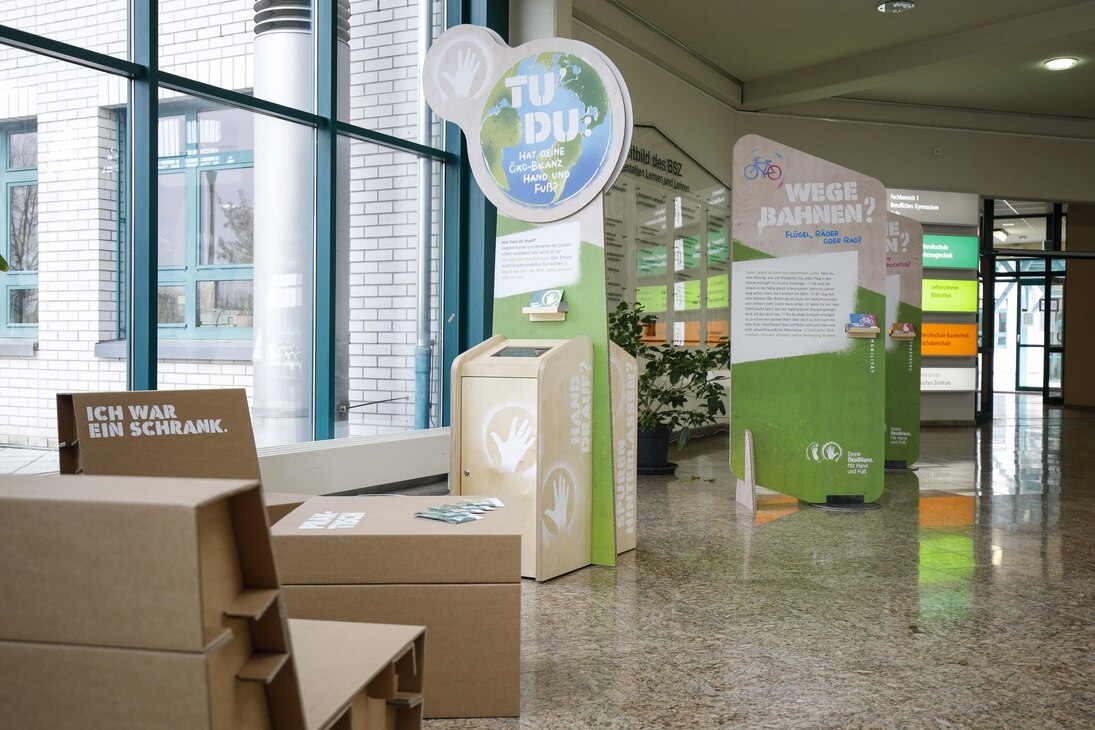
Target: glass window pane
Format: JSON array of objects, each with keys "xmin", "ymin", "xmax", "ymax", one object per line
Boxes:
[
  {"xmin": 9, "ymin": 184, "xmax": 38, "ymax": 271},
  {"xmin": 341, "ymin": 138, "xmax": 441, "ymax": 436},
  {"xmin": 157, "ymin": 93, "xmax": 314, "ymax": 449},
  {"xmin": 199, "ymin": 168, "xmax": 254, "ymax": 265},
  {"xmin": 159, "ymin": 0, "xmax": 314, "ymax": 113},
  {"xmin": 158, "ymin": 286, "xmax": 185, "ymax": 324},
  {"xmin": 158, "ymin": 174, "xmax": 186, "ymax": 267},
  {"xmin": 197, "ymin": 280, "xmax": 253, "ymax": 327},
  {"xmin": 196, "ymin": 109, "xmax": 254, "ymax": 154},
  {"xmin": 9, "ymin": 130, "xmax": 38, "ymax": 168},
  {"xmin": 344, "ymin": 1, "xmax": 442, "ymax": 146},
  {"xmin": 9, "ymin": 288, "xmax": 38, "ymax": 324},
  {"xmin": 158, "ymin": 115, "xmax": 186, "ymax": 158}
]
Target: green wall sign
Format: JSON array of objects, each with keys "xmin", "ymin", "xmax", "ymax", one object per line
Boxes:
[
  {"xmin": 922, "ymin": 235, "xmax": 978, "ymax": 270},
  {"xmin": 922, "ymin": 278, "xmax": 978, "ymax": 312},
  {"xmin": 636, "ymin": 284, "xmax": 667, "ymax": 311}
]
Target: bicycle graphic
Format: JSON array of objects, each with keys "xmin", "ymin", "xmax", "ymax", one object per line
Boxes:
[{"xmin": 743, "ymin": 155, "xmax": 782, "ymax": 183}]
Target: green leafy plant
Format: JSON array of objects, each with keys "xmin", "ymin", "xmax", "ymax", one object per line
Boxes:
[{"xmin": 608, "ymin": 301, "xmax": 729, "ymax": 448}]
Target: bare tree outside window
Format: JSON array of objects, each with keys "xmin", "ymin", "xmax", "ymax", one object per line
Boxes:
[{"xmin": 9, "ymin": 184, "xmax": 38, "ymax": 271}]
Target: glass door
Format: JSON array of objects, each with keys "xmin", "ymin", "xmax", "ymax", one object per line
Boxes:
[
  {"xmin": 1047, "ymin": 276, "xmax": 1064, "ymax": 402},
  {"xmin": 1016, "ymin": 280, "xmax": 1046, "ymax": 391}
]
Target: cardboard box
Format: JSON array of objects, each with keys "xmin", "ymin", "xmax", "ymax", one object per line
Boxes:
[
  {"xmin": 0, "ymin": 473, "xmax": 307, "ymax": 730},
  {"xmin": 285, "ymin": 584, "xmax": 518, "ymax": 719},
  {"xmin": 265, "ymin": 491, "xmax": 314, "ymax": 525},
  {"xmin": 272, "ymin": 496, "xmax": 520, "ymax": 586},
  {"xmin": 57, "ymin": 389, "xmax": 260, "ymax": 479},
  {"xmin": 0, "ymin": 474, "xmax": 280, "ymax": 651},
  {"xmin": 0, "ymin": 635, "xmax": 304, "ymax": 730},
  {"xmin": 291, "ymin": 619, "xmax": 425, "ymax": 730},
  {"xmin": 273, "ymin": 496, "xmax": 522, "ymax": 718}
]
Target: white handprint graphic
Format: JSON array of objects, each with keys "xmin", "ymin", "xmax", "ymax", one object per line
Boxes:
[
  {"xmin": 542, "ymin": 469, "xmax": 574, "ymax": 536},
  {"xmin": 489, "ymin": 416, "xmax": 535, "ymax": 473},
  {"xmin": 441, "ymin": 48, "xmax": 481, "ymax": 99}
]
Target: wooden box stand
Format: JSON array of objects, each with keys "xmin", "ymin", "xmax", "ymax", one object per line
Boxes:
[{"xmin": 450, "ymin": 336, "xmax": 593, "ymax": 581}]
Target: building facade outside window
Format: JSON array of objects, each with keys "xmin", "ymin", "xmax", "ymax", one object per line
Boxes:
[{"xmin": 0, "ymin": 0, "xmax": 466, "ymax": 447}]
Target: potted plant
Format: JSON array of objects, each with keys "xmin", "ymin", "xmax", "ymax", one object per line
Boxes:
[{"xmin": 608, "ymin": 301, "xmax": 729, "ymax": 472}]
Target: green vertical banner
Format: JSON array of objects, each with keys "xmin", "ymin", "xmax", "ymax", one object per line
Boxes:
[
  {"xmin": 730, "ymin": 135, "xmax": 888, "ymax": 504},
  {"xmin": 422, "ymin": 26, "xmax": 633, "ymax": 565},
  {"xmin": 884, "ymin": 213, "xmax": 923, "ymax": 467},
  {"xmin": 492, "ymin": 201, "xmax": 616, "ymax": 564}
]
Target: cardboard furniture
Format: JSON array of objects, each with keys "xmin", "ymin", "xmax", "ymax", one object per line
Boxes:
[
  {"xmin": 0, "ymin": 474, "xmax": 426, "ymax": 730},
  {"xmin": 291, "ymin": 619, "xmax": 425, "ymax": 730},
  {"xmin": 272, "ymin": 495, "xmax": 522, "ymax": 719}
]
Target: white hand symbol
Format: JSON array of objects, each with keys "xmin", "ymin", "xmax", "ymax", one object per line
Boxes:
[
  {"xmin": 543, "ymin": 475, "xmax": 572, "ymax": 535},
  {"xmin": 490, "ymin": 417, "xmax": 534, "ymax": 472},
  {"xmin": 440, "ymin": 49, "xmax": 481, "ymax": 98}
]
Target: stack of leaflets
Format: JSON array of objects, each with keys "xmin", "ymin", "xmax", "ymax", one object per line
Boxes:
[
  {"xmin": 415, "ymin": 498, "xmax": 506, "ymax": 524},
  {"xmin": 848, "ymin": 313, "xmax": 879, "ymax": 329}
]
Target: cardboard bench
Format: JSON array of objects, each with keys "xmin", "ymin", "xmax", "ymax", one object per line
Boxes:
[
  {"xmin": 291, "ymin": 619, "xmax": 425, "ymax": 730},
  {"xmin": 0, "ymin": 473, "xmax": 306, "ymax": 730},
  {"xmin": 272, "ymin": 495, "xmax": 522, "ymax": 719}
]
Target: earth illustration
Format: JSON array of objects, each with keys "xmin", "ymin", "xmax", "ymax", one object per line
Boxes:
[{"xmin": 480, "ymin": 52, "xmax": 613, "ymax": 209}]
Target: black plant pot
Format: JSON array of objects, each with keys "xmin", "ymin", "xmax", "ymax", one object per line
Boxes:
[{"xmin": 637, "ymin": 427, "xmax": 677, "ymax": 475}]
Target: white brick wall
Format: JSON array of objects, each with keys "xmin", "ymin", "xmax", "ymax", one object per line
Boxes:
[{"xmin": 0, "ymin": 0, "xmax": 446, "ymax": 445}]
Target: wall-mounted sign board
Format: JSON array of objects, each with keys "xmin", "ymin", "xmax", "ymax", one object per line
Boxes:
[
  {"xmin": 923, "ymin": 278, "xmax": 978, "ymax": 312},
  {"xmin": 923, "ymin": 234, "xmax": 979, "ymax": 270},
  {"xmin": 921, "ymin": 367, "xmax": 978, "ymax": 392},
  {"xmin": 921, "ymin": 324, "xmax": 978, "ymax": 357},
  {"xmin": 886, "ymin": 188, "xmax": 980, "ymax": 227}
]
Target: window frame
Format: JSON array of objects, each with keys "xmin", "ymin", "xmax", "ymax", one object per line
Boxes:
[
  {"xmin": 154, "ymin": 103, "xmax": 255, "ymax": 340},
  {"xmin": 1, "ymin": 122, "xmax": 38, "ymax": 337}
]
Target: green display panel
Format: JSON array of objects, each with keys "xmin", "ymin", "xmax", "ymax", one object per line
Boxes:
[
  {"xmin": 707, "ymin": 274, "xmax": 729, "ymax": 308},
  {"xmin": 636, "ymin": 284, "xmax": 667, "ymax": 312},
  {"xmin": 923, "ymin": 278, "xmax": 978, "ymax": 312},
  {"xmin": 884, "ymin": 213, "xmax": 923, "ymax": 466},
  {"xmin": 708, "ymin": 229, "xmax": 729, "ymax": 265},
  {"xmin": 492, "ymin": 206, "xmax": 617, "ymax": 566},
  {"xmin": 637, "ymin": 246, "xmax": 667, "ymax": 276},
  {"xmin": 922, "ymin": 234, "xmax": 978, "ymax": 270}
]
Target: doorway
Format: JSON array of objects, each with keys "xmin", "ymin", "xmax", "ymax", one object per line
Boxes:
[{"xmin": 991, "ymin": 262, "xmax": 1064, "ymax": 401}]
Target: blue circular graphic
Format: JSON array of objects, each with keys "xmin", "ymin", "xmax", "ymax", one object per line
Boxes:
[{"xmin": 480, "ymin": 53, "xmax": 613, "ymax": 209}]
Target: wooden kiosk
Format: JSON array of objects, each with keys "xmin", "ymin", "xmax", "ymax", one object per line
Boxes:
[{"xmin": 450, "ymin": 335, "xmax": 593, "ymax": 581}]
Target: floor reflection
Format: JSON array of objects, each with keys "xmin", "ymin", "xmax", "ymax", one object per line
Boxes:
[{"xmin": 426, "ymin": 394, "xmax": 1095, "ymax": 729}]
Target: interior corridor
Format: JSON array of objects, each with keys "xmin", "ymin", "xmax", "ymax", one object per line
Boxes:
[{"xmin": 429, "ymin": 394, "xmax": 1095, "ymax": 728}]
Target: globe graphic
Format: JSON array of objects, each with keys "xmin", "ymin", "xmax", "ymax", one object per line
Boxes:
[{"xmin": 480, "ymin": 52, "xmax": 613, "ymax": 209}]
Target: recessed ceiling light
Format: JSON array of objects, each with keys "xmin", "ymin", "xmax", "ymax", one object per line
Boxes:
[
  {"xmin": 877, "ymin": 1, "xmax": 916, "ymax": 13},
  {"xmin": 1043, "ymin": 57, "xmax": 1079, "ymax": 71}
]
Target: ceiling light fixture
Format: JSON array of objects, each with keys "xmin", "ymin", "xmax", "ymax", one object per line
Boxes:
[
  {"xmin": 1043, "ymin": 57, "xmax": 1079, "ymax": 71},
  {"xmin": 993, "ymin": 229, "xmax": 1009, "ymax": 242},
  {"xmin": 877, "ymin": 1, "xmax": 916, "ymax": 13}
]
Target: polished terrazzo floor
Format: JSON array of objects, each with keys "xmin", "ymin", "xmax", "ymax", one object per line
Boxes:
[{"xmin": 426, "ymin": 396, "xmax": 1095, "ymax": 729}]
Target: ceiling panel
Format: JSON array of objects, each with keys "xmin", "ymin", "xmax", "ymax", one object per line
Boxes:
[{"xmin": 607, "ymin": 0, "xmax": 1095, "ymax": 119}]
